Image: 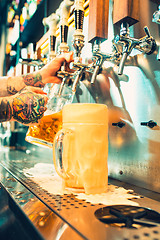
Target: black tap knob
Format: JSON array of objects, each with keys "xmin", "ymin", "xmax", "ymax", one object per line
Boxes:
[
  {"xmin": 141, "ymin": 120, "xmax": 157, "ymax": 129},
  {"xmin": 112, "ymin": 121, "xmax": 125, "ymax": 128}
]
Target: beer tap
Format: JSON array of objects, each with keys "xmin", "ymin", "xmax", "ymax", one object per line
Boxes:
[
  {"xmin": 152, "ymin": 5, "xmax": 160, "ymax": 60},
  {"xmin": 113, "ymin": 0, "xmax": 156, "ymax": 75},
  {"xmin": 70, "ymin": 0, "xmax": 89, "ymax": 92},
  {"xmin": 56, "ymin": 0, "xmax": 74, "ymax": 96},
  {"xmin": 88, "ymin": 40, "xmax": 121, "ymax": 84},
  {"xmin": 86, "ymin": 0, "xmax": 110, "ymax": 84},
  {"xmin": 152, "ymin": 5, "xmax": 160, "ymax": 24},
  {"xmin": 19, "ymin": 42, "xmax": 45, "ymax": 70},
  {"xmin": 42, "ymin": 12, "xmax": 60, "ymax": 61},
  {"xmin": 114, "ymin": 24, "xmax": 157, "ymax": 75}
]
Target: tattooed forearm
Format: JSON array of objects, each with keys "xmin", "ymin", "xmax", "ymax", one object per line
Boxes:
[
  {"xmin": 0, "ymin": 99, "xmax": 12, "ymax": 122},
  {"xmin": 23, "ymin": 73, "xmax": 45, "ymax": 88},
  {"xmin": 7, "ymin": 73, "xmax": 45, "ymax": 96},
  {"xmin": 12, "ymin": 90, "xmax": 46, "ymax": 124}
]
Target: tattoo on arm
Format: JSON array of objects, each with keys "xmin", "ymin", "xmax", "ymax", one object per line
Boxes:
[
  {"xmin": 23, "ymin": 73, "xmax": 45, "ymax": 88},
  {"xmin": 0, "ymin": 99, "xmax": 12, "ymax": 122},
  {"xmin": 12, "ymin": 91, "xmax": 46, "ymax": 124},
  {"xmin": 7, "ymin": 85, "xmax": 18, "ymax": 95},
  {"xmin": 7, "ymin": 77, "xmax": 19, "ymax": 95}
]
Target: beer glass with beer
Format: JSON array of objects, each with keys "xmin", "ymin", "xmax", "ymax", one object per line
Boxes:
[
  {"xmin": 53, "ymin": 103, "xmax": 108, "ymax": 194},
  {"xmin": 25, "ymin": 84, "xmax": 74, "ymax": 148}
]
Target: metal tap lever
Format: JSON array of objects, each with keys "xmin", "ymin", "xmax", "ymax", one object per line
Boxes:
[{"xmin": 114, "ymin": 26, "xmax": 157, "ymax": 75}]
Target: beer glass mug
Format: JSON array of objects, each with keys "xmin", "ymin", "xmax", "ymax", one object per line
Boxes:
[
  {"xmin": 53, "ymin": 103, "xmax": 108, "ymax": 194},
  {"xmin": 25, "ymin": 83, "xmax": 74, "ymax": 148}
]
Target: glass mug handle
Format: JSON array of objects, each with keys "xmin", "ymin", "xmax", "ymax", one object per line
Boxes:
[{"xmin": 53, "ymin": 128, "xmax": 73, "ymax": 180}]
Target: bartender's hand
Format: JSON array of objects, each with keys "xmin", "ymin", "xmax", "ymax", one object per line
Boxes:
[
  {"xmin": 11, "ymin": 86, "xmax": 48, "ymax": 125},
  {"xmin": 39, "ymin": 51, "xmax": 74, "ymax": 84},
  {"xmin": 6, "ymin": 52, "xmax": 74, "ymax": 95}
]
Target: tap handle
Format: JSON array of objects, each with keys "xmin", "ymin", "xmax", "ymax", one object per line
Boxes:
[
  {"xmin": 60, "ymin": 25, "xmax": 68, "ymax": 44},
  {"xmin": 43, "ymin": 13, "xmax": 59, "ymax": 54},
  {"xmin": 58, "ymin": 0, "xmax": 74, "ymax": 53},
  {"xmin": 137, "ymin": 26, "xmax": 157, "ymax": 55},
  {"xmin": 72, "ymin": 0, "xmax": 85, "ymax": 63},
  {"xmin": 144, "ymin": 26, "xmax": 151, "ymax": 38},
  {"xmin": 74, "ymin": 9, "xmax": 84, "ymax": 30},
  {"xmin": 74, "ymin": 0, "xmax": 84, "ymax": 30}
]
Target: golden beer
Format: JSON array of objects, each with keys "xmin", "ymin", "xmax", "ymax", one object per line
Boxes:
[{"xmin": 25, "ymin": 110, "xmax": 62, "ymax": 148}]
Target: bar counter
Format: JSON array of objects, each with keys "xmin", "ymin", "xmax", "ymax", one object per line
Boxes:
[{"xmin": 0, "ymin": 147, "xmax": 160, "ymax": 240}]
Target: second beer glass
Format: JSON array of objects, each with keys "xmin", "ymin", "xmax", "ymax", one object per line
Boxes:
[{"xmin": 25, "ymin": 84, "xmax": 74, "ymax": 148}]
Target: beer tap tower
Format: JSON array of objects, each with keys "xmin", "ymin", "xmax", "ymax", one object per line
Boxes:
[{"xmin": 113, "ymin": 0, "xmax": 157, "ymax": 75}]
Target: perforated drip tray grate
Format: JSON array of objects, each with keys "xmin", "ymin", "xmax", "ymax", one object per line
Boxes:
[{"xmin": 16, "ymin": 178, "xmax": 160, "ymax": 240}]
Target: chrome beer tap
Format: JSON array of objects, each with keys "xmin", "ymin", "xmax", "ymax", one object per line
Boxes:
[
  {"xmin": 19, "ymin": 42, "xmax": 46, "ymax": 70},
  {"xmin": 88, "ymin": 39, "xmax": 121, "ymax": 84},
  {"xmin": 152, "ymin": 5, "xmax": 160, "ymax": 60},
  {"xmin": 152, "ymin": 5, "xmax": 160, "ymax": 24},
  {"xmin": 19, "ymin": 57, "xmax": 45, "ymax": 69},
  {"xmin": 56, "ymin": 0, "xmax": 74, "ymax": 96},
  {"xmin": 42, "ymin": 12, "xmax": 60, "ymax": 61},
  {"xmin": 114, "ymin": 23, "xmax": 157, "ymax": 75},
  {"xmin": 70, "ymin": 0, "xmax": 88, "ymax": 91}
]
